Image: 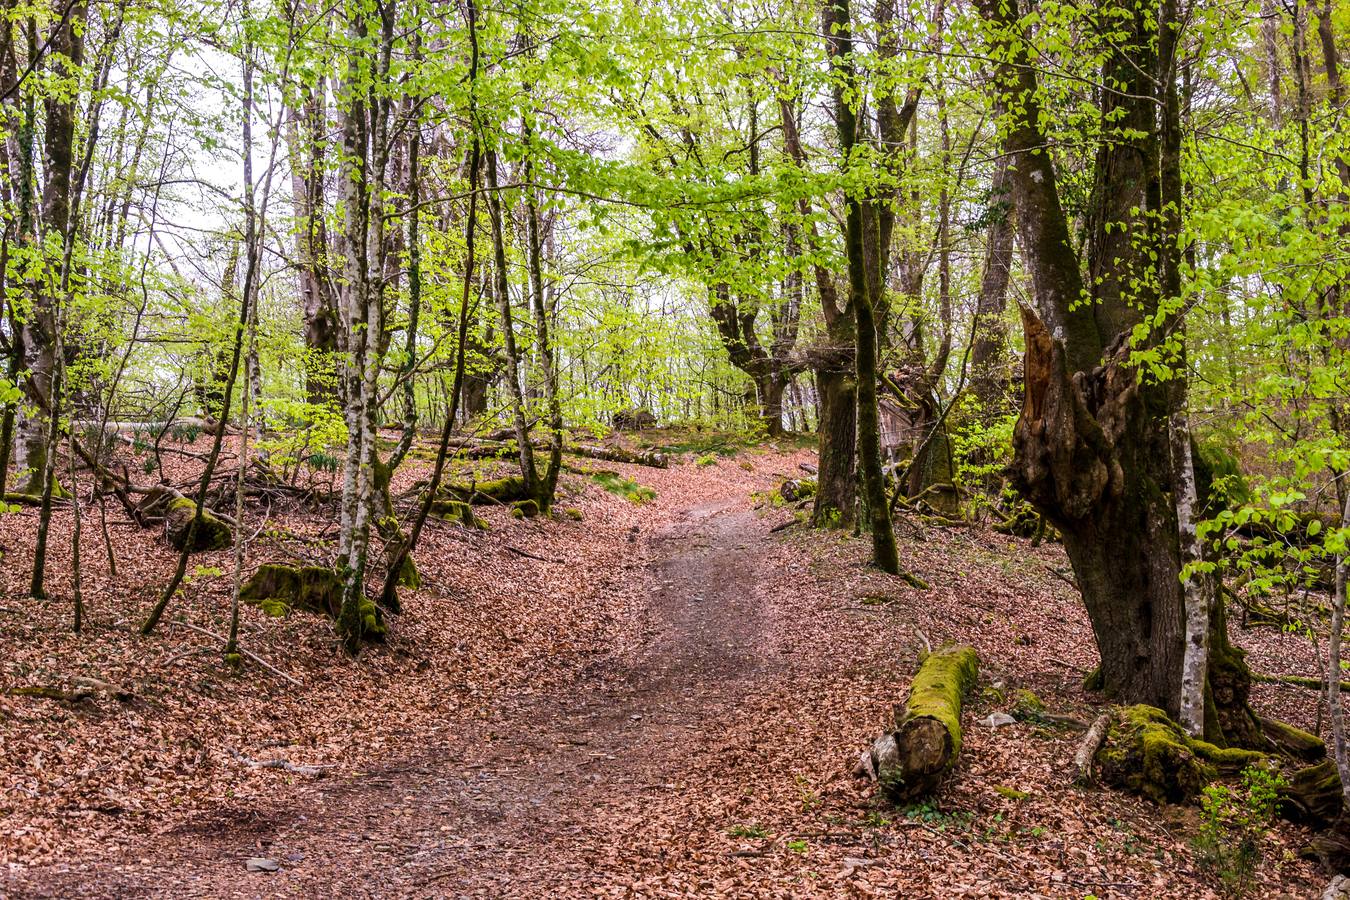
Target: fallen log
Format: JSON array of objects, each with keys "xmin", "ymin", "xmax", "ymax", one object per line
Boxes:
[
  {"xmin": 1254, "ymin": 671, "xmax": 1350, "ymax": 693},
  {"xmin": 856, "ymin": 645, "xmax": 979, "ymax": 803},
  {"xmin": 1073, "ymin": 713, "xmax": 1111, "ymax": 784},
  {"xmin": 456, "ymin": 438, "xmax": 668, "ymax": 469},
  {"xmin": 570, "ymin": 443, "xmax": 668, "ymax": 469}
]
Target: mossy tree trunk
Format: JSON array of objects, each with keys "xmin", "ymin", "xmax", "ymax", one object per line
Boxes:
[
  {"xmin": 822, "ymin": 0, "xmax": 910, "ymax": 573},
  {"xmin": 777, "ymin": 95, "xmax": 857, "ymax": 529},
  {"xmin": 484, "ymin": 148, "xmax": 540, "ymax": 506}
]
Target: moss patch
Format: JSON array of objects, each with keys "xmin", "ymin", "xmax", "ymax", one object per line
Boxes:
[
  {"xmin": 592, "ymin": 471, "xmax": 656, "ymax": 505},
  {"xmin": 241, "ymin": 563, "xmax": 343, "ymax": 618},
  {"xmin": 441, "ymin": 476, "xmax": 529, "ymax": 505},
  {"xmin": 240, "ymin": 563, "xmax": 386, "ymax": 644},
  {"xmin": 1010, "ymin": 688, "xmax": 1045, "ymax": 721},
  {"xmin": 433, "ymin": 500, "xmax": 489, "ymax": 530}
]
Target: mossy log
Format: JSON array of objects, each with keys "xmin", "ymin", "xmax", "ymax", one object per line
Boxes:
[
  {"xmin": 858, "ymin": 645, "xmax": 979, "ymax": 803},
  {"xmin": 1097, "ymin": 705, "xmax": 1266, "ymax": 804},
  {"xmin": 1260, "ymin": 716, "xmax": 1326, "ymax": 762},
  {"xmin": 240, "ymin": 563, "xmax": 386, "ymax": 641},
  {"xmin": 460, "ymin": 438, "xmax": 669, "ymax": 469},
  {"xmin": 1283, "ymin": 759, "xmax": 1344, "ymax": 829},
  {"xmin": 439, "ymin": 476, "xmax": 530, "ymax": 505},
  {"xmin": 570, "ymin": 443, "xmax": 668, "ymax": 469}
]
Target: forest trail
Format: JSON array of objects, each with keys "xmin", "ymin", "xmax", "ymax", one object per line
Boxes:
[
  {"xmin": 10, "ymin": 493, "xmax": 786, "ymax": 898},
  {"xmin": 5, "ymin": 455, "xmax": 1327, "ymax": 898}
]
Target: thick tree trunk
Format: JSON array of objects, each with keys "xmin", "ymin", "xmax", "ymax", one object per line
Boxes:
[
  {"xmin": 978, "ymin": 0, "xmax": 1261, "ymax": 746},
  {"xmin": 285, "ymin": 87, "xmax": 338, "ymax": 406}
]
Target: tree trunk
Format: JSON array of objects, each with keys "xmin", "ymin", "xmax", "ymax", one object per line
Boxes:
[
  {"xmin": 484, "ymin": 150, "xmax": 539, "ymax": 501},
  {"xmin": 971, "ymin": 153, "xmax": 1014, "ymax": 415},
  {"xmin": 825, "ymin": 0, "xmax": 899, "ymax": 573},
  {"xmin": 285, "ymin": 90, "xmax": 338, "ymax": 406},
  {"xmin": 760, "ymin": 375, "xmax": 786, "ymax": 437},
  {"xmin": 812, "ymin": 364, "xmax": 856, "ymax": 528}
]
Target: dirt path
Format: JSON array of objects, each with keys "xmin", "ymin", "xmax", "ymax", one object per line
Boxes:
[{"xmin": 10, "ymin": 495, "xmax": 780, "ymax": 898}]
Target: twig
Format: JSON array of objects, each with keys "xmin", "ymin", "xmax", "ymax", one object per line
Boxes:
[
  {"xmin": 769, "ymin": 518, "xmax": 798, "ymax": 534},
  {"xmin": 1044, "ymin": 565, "xmax": 1079, "ymax": 592},
  {"xmin": 504, "ymin": 545, "xmax": 557, "ymax": 563},
  {"xmin": 165, "ymin": 620, "xmax": 302, "ymax": 688},
  {"xmin": 162, "ymin": 645, "xmax": 213, "ymax": 668},
  {"xmin": 913, "ymin": 627, "xmax": 932, "ymax": 656},
  {"xmin": 227, "ymin": 747, "xmax": 329, "ymax": 777}
]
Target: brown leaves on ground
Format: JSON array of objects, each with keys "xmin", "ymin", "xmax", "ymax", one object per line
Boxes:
[{"xmin": 0, "ymin": 437, "xmax": 1329, "ymax": 897}]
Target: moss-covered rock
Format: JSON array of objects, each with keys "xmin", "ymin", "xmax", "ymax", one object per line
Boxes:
[
  {"xmin": 511, "ymin": 499, "xmax": 539, "ymax": 519},
  {"xmin": 432, "ymin": 499, "xmax": 490, "ymax": 530},
  {"xmin": 241, "ymin": 563, "xmax": 343, "ymax": 618},
  {"xmin": 1010, "ymin": 688, "xmax": 1045, "ymax": 721},
  {"xmin": 165, "ymin": 496, "xmax": 233, "ymax": 551},
  {"xmin": 1097, "ymin": 705, "xmax": 1266, "ymax": 804}
]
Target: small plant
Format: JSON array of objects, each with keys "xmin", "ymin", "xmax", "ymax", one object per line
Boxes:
[
  {"xmin": 795, "ymin": 774, "xmax": 820, "ymax": 811},
  {"xmin": 1191, "ymin": 764, "xmax": 1286, "ymax": 897},
  {"xmin": 786, "ymin": 839, "xmax": 808, "ymax": 853},
  {"xmin": 696, "ymin": 453, "xmax": 718, "ymax": 467},
  {"xmin": 727, "ymin": 823, "xmax": 771, "ymax": 839},
  {"xmin": 902, "ymin": 798, "xmax": 973, "ymax": 831}
]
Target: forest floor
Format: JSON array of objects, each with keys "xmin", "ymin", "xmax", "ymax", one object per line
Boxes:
[{"xmin": 0, "ymin": 434, "xmax": 1334, "ymax": 898}]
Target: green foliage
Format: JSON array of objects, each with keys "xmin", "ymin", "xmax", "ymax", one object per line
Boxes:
[
  {"xmin": 1192, "ymin": 766, "xmax": 1286, "ymax": 898},
  {"xmin": 591, "ymin": 471, "xmax": 656, "ymax": 505},
  {"xmin": 254, "ymin": 399, "xmax": 347, "ymax": 481}
]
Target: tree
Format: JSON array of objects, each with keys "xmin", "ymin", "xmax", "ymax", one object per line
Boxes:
[{"xmin": 975, "ymin": 0, "xmax": 1259, "ymax": 743}]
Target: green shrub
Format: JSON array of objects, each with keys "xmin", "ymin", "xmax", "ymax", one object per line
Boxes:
[{"xmin": 1192, "ymin": 765, "xmax": 1286, "ymax": 898}]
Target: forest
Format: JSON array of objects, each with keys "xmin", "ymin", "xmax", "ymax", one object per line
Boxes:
[{"xmin": 0, "ymin": 0, "xmax": 1349, "ymax": 894}]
